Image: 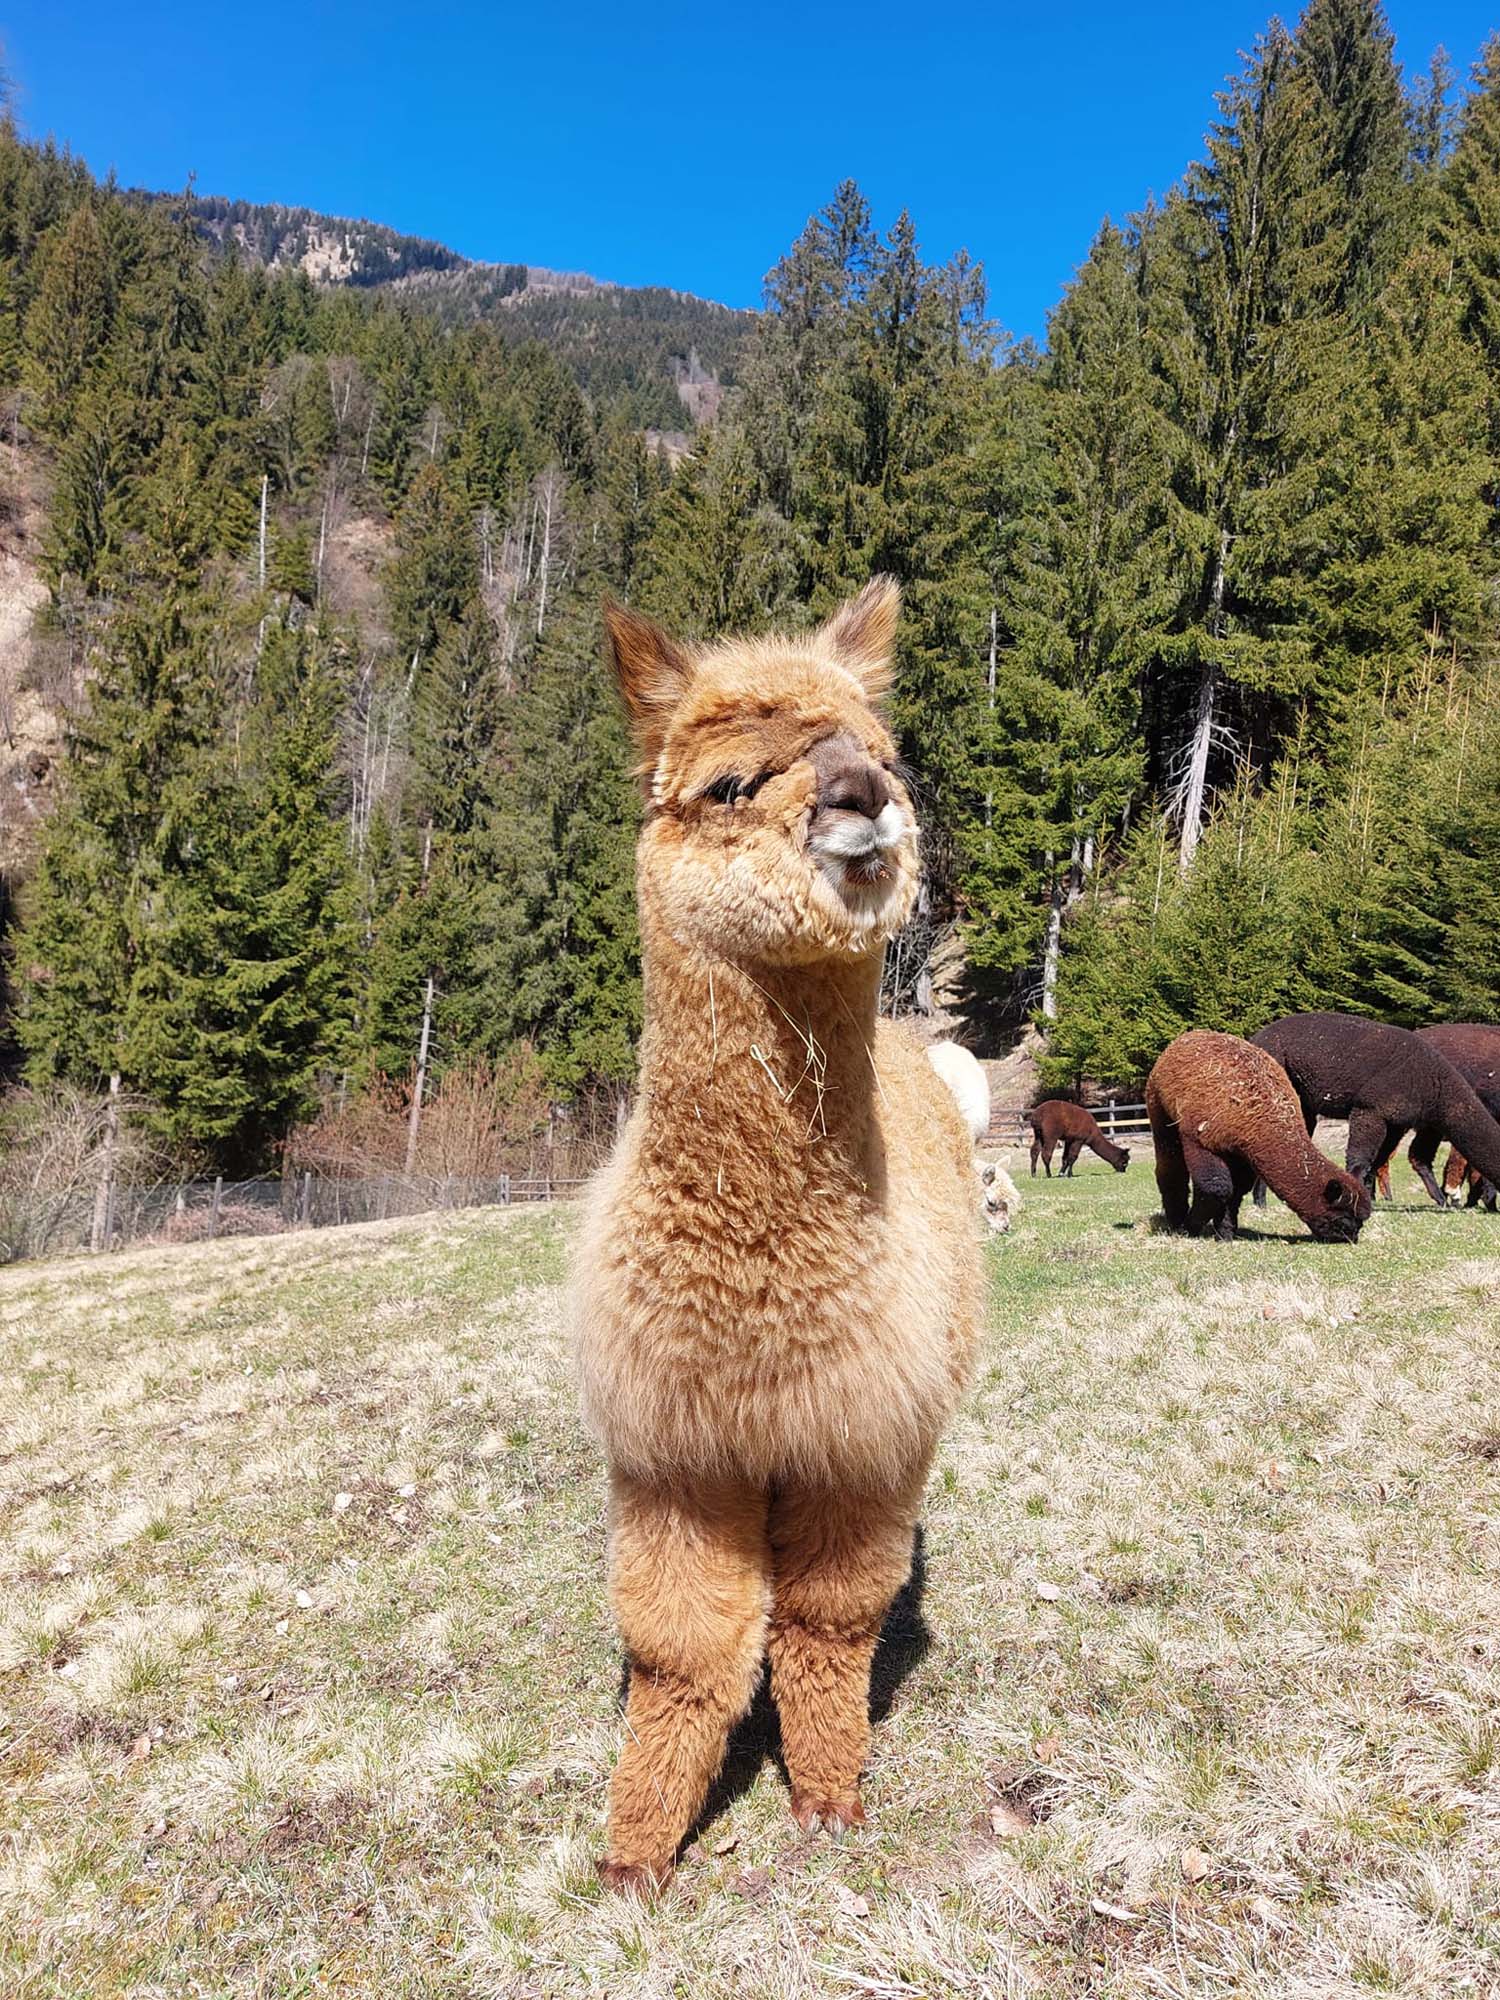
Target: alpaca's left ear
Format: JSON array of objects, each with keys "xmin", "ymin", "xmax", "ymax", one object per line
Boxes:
[{"xmin": 817, "ymin": 575, "xmax": 900, "ymax": 700}]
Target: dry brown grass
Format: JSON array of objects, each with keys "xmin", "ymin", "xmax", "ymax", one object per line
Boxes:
[{"xmin": 2, "ymin": 1168, "xmax": 1498, "ymax": 1996}]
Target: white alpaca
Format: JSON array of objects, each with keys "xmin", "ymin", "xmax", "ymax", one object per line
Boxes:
[
  {"xmin": 925, "ymin": 1042, "xmax": 1021, "ymax": 1233},
  {"xmin": 925, "ymin": 1042, "xmax": 991, "ymax": 1144},
  {"xmin": 977, "ymin": 1159, "xmax": 1021, "ymax": 1234}
]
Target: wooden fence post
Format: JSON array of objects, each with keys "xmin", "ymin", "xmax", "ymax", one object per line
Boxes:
[
  {"xmin": 90, "ymin": 1072, "xmax": 121, "ymax": 1254},
  {"xmin": 299, "ymin": 1171, "xmax": 312, "ymax": 1227},
  {"xmin": 209, "ymin": 1175, "xmax": 223, "ymax": 1239}
]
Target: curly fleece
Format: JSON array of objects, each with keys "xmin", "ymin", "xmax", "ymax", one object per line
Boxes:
[
  {"xmin": 1147, "ymin": 1029, "xmax": 1371, "ymax": 1242},
  {"xmin": 572, "ymin": 580, "xmax": 981, "ymax": 1891}
]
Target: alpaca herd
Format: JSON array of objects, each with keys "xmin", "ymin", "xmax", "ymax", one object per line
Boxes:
[
  {"xmin": 572, "ymin": 582, "xmax": 1494, "ymax": 1896},
  {"xmin": 946, "ymin": 1010, "xmax": 1500, "ymax": 1250},
  {"xmin": 1150, "ymin": 1012, "xmax": 1500, "ymax": 1245}
]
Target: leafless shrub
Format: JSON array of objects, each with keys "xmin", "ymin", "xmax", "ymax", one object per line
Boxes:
[
  {"xmin": 157, "ymin": 1199, "xmax": 282, "ymax": 1244},
  {"xmin": 21, "ymin": 595, "xmax": 94, "ymax": 715},
  {"xmin": 0, "ymin": 1084, "xmax": 184, "ymax": 1261},
  {"xmin": 286, "ymin": 1051, "xmax": 554, "ymax": 1183}
]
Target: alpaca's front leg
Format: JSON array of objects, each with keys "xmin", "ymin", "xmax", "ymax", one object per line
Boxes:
[
  {"xmin": 600, "ymin": 1472, "xmax": 769, "ymax": 1892},
  {"xmin": 767, "ymin": 1477, "xmax": 924, "ymax": 1834}
]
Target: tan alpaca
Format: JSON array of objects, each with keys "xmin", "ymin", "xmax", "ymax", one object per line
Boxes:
[{"xmin": 573, "ymin": 579, "xmax": 981, "ymax": 1893}]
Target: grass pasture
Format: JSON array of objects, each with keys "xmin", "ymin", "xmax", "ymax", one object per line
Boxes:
[{"xmin": 2, "ymin": 1162, "xmax": 1499, "ymax": 1998}]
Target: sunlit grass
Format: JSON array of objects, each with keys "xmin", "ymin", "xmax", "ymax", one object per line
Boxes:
[{"xmin": 1, "ymin": 1162, "xmax": 1498, "ymax": 1996}]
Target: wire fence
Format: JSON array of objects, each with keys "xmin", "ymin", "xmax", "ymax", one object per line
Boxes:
[
  {"xmin": 0, "ymin": 1168, "xmax": 593, "ymax": 1268},
  {"xmin": 0, "ymin": 1102, "xmax": 1157, "ymax": 1267}
]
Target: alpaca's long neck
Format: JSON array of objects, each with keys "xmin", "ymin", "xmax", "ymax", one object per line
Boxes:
[
  {"xmin": 1437, "ymin": 1074, "xmax": 1500, "ymax": 1187},
  {"xmin": 634, "ymin": 929, "xmax": 885, "ymax": 1221}
]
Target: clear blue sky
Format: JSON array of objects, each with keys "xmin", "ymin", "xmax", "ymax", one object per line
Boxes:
[{"xmin": 5, "ymin": 2, "xmax": 1496, "ymax": 341}]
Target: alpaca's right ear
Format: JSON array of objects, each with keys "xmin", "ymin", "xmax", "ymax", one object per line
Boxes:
[
  {"xmin": 603, "ymin": 601, "xmax": 694, "ymax": 773},
  {"xmin": 817, "ymin": 575, "xmax": 901, "ymax": 701}
]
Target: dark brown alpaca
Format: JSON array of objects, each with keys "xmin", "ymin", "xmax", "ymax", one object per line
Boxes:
[
  {"xmin": 1147, "ymin": 1031, "xmax": 1371, "ymax": 1242},
  {"xmin": 1408, "ymin": 1025, "xmax": 1500, "ymax": 1208},
  {"xmin": 1251, "ymin": 1012, "xmax": 1500, "ymax": 1206},
  {"xmin": 1027, "ymin": 1099, "xmax": 1130, "ymax": 1177},
  {"xmin": 1442, "ymin": 1147, "xmax": 1498, "ymax": 1211}
]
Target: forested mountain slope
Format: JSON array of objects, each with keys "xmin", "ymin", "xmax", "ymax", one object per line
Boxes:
[
  {"xmin": 167, "ymin": 191, "xmax": 751, "ymax": 431},
  {"xmin": 1, "ymin": 0, "xmax": 1498, "ymax": 1184}
]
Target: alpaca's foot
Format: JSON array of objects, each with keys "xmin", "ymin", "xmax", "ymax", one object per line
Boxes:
[
  {"xmin": 791, "ymin": 1789, "xmax": 866, "ymax": 1836},
  {"xmin": 597, "ymin": 1857, "xmax": 672, "ymax": 1898}
]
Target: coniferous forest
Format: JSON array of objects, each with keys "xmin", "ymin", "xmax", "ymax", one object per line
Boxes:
[{"xmin": 2, "ymin": 0, "xmax": 1499, "ymax": 1189}]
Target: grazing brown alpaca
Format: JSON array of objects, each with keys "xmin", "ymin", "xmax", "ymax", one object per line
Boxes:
[
  {"xmin": 1146, "ymin": 1031, "xmax": 1371, "ymax": 1242},
  {"xmin": 574, "ymin": 580, "xmax": 981, "ymax": 1894},
  {"xmin": 1027, "ymin": 1098, "xmax": 1129, "ymax": 1177}
]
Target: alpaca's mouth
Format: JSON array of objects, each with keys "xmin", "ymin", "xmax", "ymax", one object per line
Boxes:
[{"xmin": 809, "ymin": 801, "xmax": 909, "ymax": 904}]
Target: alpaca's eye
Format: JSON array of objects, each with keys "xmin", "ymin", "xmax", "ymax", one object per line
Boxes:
[{"xmin": 702, "ymin": 771, "xmax": 769, "ymax": 806}]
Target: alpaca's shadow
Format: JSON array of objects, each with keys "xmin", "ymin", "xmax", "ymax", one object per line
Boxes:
[
  {"xmin": 663, "ymin": 1523, "xmax": 932, "ymax": 1850},
  {"xmin": 1123, "ymin": 1217, "xmax": 1363, "ymax": 1246},
  {"xmin": 1385, "ymin": 1200, "xmax": 1493, "ymax": 1218}
]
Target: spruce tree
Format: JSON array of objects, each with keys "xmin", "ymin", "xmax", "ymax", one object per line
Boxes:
[
  {"xmin": 17, "ymin": 453, "xmax": 223, "ymax": 1094},
  {"xmin": 126, "ymin": 621, "xmax": 356, "ymax": 1163},
  {"xmin": 474, "ymin": 544, "xmax": 641, "ymax": 1092},
  {"xmin": 23, "ymin": 200, "xmax": 113, "ymax": 436}
]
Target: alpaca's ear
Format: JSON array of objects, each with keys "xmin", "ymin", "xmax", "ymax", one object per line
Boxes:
[
  {"xmin": 817, "ymin": 575, "xmax": 901, "ymax": 700},
  {"xmin": 603, "ymin": 600, "xmax": 694, "ymax": 771}
]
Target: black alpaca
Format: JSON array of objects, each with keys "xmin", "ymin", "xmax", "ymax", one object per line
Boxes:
[
  {"xmin": 1410, "ymin": 1025, "xmax": 1500, "ymax": 1207},
  {"xmin": 1251, "ymin": 1012, "xmax": 1500, "ymax": 1207}
]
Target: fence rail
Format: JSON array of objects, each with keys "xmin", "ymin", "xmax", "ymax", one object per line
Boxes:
[{"xmin": 0, "ymin": 1168, "xmax": 595, "ymax": 1269}]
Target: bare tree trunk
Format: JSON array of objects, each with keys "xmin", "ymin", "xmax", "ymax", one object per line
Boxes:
[
  {"xmin": 1177, "ymin": 663, "xmax": 1218, "ymax": 872},
  {"xmin": 403, "ymin": 980, "xmax": 434, "ymax": 1180},
  {"xmin": 535, "ymin": 475, "xmax": 555, "ymax": 639},
  {"xmin": 1040, "ymin": 853, "xmax": 1065, "ymax": 1024},
  {"xmin": 913, "ymin": 877, "xmax": 934, "ymax": 1015},
  {"xmin": 90, "ymin": 1072, "xmax": 121, "ymax": 1254},
  {"xmin": 258, "ymin": 475, "xmax": 269, "ymax": 590},
  {"xmin": 351, "ymin": 659, "xmax": 376, "ymax": 854},
  {"xmin": 360, "ymin": 400, "xmax": 375, "ymax": 480},
  {"xmin": 404, "ymin": 825, "xmax": 436, "ymax": 1179},
  {"xmin": 1040, "ymin": 837, "xmax": 1091, "ymax": 1024},
  {"xmin": 1179, "ymin": 524, "xmax": 1230, "ymax": 872}
]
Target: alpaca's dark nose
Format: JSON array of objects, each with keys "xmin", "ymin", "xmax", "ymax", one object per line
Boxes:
[{"xmin": 808, "ymin": 732, "xmax": 890, "ymax": 819}]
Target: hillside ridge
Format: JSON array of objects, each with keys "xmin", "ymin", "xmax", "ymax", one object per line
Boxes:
[{"xmin": 156, "ymin": 188, "xmax": 748, "ymax": 314}]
